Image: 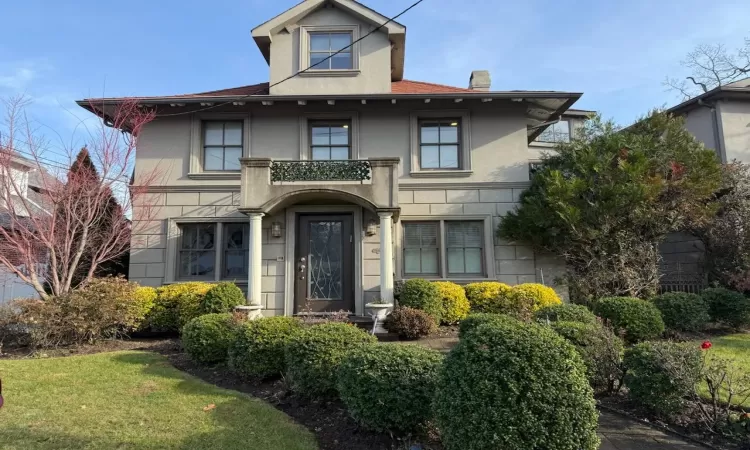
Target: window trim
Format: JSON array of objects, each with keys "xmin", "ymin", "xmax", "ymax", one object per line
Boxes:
[
  {"xmin": 308, "ymin": 119, "xmax": 352, "ymax": 160},
  {"xmin": 417, "ymin": 118, "xmax": 462, "ymax": 170},
  {"xmin": 223, "ymin": 222, "xmax": 250, "ymax": 280},
  {"xmin": 409, "ymin": 110, "xmax": 472, "ymax": 177},
  {"xmin": 299, "ymin": 112, "xmax": 359, "ymax": 160},
  {"xmin": 299, "ymin": 25, "xmax": 361, "ymax": 77},
  {"xmin": 402, "ymin": 221, "xmax": 442, "ymax": 277},
  {"xmin": 188, "ymin": 113, "xmax": 251, "ymax": 180},
  {"xmin": 202, "ymin": 120, "xmax": 244, "ymax": 172}
]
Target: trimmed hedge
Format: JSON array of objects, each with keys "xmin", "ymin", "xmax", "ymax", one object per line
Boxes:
[
  {"xmin": 384, "ymin": 307, "xmax": 436, "ymax": 340},
  {"xmin": 337, "ymin": 344, "xmax": 443, "ymax": 433},
  {"xmin": 132, "ymin": 286, "xmax": 157, "ymax": 329},
  {"xmin": 624, "ymin": 341, "xmax": 702, "ymax": 417},
  {"xmin": 285, "ymin": 323, "xmax": 377, "ymax": 397},
  {"xmin": 509, "ymin": 283, "xmax": 562, "ymax": 311},
  {"xmin": 182, "ymin": 313, "xmax": 237, "ymax": 364},
  {"xmin": 148, "ymin": 282, "xmax": 213, "ymax": 332},
  {"xmin": 593, "ymin": 297, "xmax": 665, "ymax": 343},
  {"xmin": 433, "ymin": 281, "xmax": 470, "ymax": 324},
  {"xmin": 701, "ymin": 287, "xmax": 750, "ymax": 328},
  {"xmin": 228, "ymin": 316, "xmax": 303, "ymax": 379},
  {"xmin": 398, "ymin": 279, "xmax": 442, "ymax": 323},
  {"xmin": 458, "ymin": 313, "xmax": 518, "ymax": 339},
  {"xmin": 535, "ymin": 303, "xmax": 597, "ymax": 325},
  {"xmin": 434, "ymin": 319, "xmax": 599, "ymax": 450},
  {"xmin": 463, "ymin": 282, "xmax": 511, "ymax": 313},
  {"xmin": 200, "ymin": 282, "xmax": 245, "ymax": 315},
  {"xmin": 651, "ymin": 292, "xmax": 710, "ymax": 332}
]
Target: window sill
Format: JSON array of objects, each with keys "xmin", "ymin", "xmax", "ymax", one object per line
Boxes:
[
  {"xmin": 187, "ymin": 172, "xmax": 241, "ymax": 180},
  {"xmin": 164, "ymin": 279, "xmax": 248, "ymax": 285},
  {"xmin": 298, "ymin": 69, "xmax": 360, "ymax": 78},
  {"xmin": 409, "ymin": 170, "xmax": 473, "ymax": 178},
  {"xmin": 529, "ymin": 141, "xmax": 564, "ymax": 148},
  {"xmin": 401, "ymin": 277, "xmax": 492, "ymax": 284}
]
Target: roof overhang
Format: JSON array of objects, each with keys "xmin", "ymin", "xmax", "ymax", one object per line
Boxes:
[
  {"xmin": 251, "ymin": 0, "xmax": 406, "ymax": 80},
  {"xmin": 667, "ymin": 87, "xmax": 750, "ymax": 115}
]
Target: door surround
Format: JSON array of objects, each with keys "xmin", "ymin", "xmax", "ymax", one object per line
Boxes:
[{"xmin": 285, "ymin": 205, "xmax": 364, "ymax": 316}]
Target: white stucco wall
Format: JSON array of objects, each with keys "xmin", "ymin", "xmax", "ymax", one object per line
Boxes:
[{"xmin": 719, "ymin": 100, "xmax": 750, "ymax": 163}]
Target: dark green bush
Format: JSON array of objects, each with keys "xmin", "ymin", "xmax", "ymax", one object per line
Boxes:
[
  {"xmin": 434, "ymin": 320, "xmax": 599, "ymax": 450},
  {"xmin": 593, "ymin": 297, "xmax": 665, "ymax": 343},
  {"xmin": 651, "ymin": 292, "xmax": 710, "ymax": 332},
  {"xmin": 398, "ymin": 279, "xmax": 442, "ymax": 323},
  {"xmin": 384, "ymin": 307, "xmax": 436, "ymax": 339},
  {"xmin": 181, "ymin": 313, "xmax": 237, "ymax": 364},
  {"xmin": 550, "ymin": 321, "xmax": 624, "ymax": 394},
  {"xmin": 337, "ymin": 344, "xmax": 443, "ymax": 433},
  {"xmin": 228, "ymin": 316, "xmax": 303, "ymax": 379},
  {"xmin": 701, "ymin": 287, "xmax": 750, "ymax": 328},
  {"xmin": 285, "ymin": 323, "xmax": 377, "ymax": 397},
  {"xmin": 624, "ymin": 341, "xmax": 702, "ymax": 417},
  {"xmin": 535, "ymin": 303, "xmax": 598, "ymax": 325},
  {"xmin": 200, "ymin": 282, "xmax": 245, "ymax": 315},
  {"xmin": 458, "ymin": 312, "xmax": 518, "ymax": 339}
]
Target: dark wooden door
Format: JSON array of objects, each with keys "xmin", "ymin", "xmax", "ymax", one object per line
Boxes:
[{"xmin": 295, "ymin": 214, "xmax": 355, "ymax": 313}]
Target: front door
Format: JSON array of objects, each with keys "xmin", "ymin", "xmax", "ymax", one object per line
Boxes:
[{"xmin": 295, "ymin": 214, "xmax": 355, "ymax": 313}]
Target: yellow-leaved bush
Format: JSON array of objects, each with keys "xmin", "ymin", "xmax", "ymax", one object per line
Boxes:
[
  {"xmin": 434, "ymin": 281, "xmax": 470, "ymax": 324},
  {"xmin": 508, "ymin": 283, "xmax": 562, "ymax": 318},
  {"xmin": 132, "ymin": 286, "xmax": 157, "ymax": 329},
  {"xmin": 463, "ymin": 282, "xmax": 512, "ymax": 313},
  {"xmin": 147, "ymin": 282, "xmax": 214, "ymax": 332}
]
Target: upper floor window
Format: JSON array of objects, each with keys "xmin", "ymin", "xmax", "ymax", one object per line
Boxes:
[
  {"xmin": 203, "ymin": 121, "xmax": 242, "ymax": 171},
  {"xmin": 309, "ymin": 32, "xmax": 353, "ymax": 70},
  {"xmin": 310, "ymin": 120, "xmax": 351, "ymax": 160},
  {"xmin": 419, "ymin": 119, "xmax": 460, "ymax": 169},
  {"xmin": 535, "ymin": 120, "xmax": 570, "ymax": 144}
]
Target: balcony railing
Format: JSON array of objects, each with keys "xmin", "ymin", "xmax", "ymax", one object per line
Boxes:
[{"xmin": 270, "ymin": 160, "xmax": 371, "ymax": 182}]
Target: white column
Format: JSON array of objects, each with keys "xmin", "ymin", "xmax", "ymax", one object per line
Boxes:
[
  {"xmin": 242, "ymin": 212, "xmax": 264, "ymax": 319},
  {"xmin": 378, "ymin": 212, "xmax": 394, "ymax": 304}
]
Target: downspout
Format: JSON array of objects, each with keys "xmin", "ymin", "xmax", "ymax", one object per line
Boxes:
[{"xmin": 697, "ymin": 99, "xmax": 726, "ymax": 163}]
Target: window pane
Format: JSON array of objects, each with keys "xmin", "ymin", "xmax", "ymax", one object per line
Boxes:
[
  {"xmin": 224, "ymin": 148, "xmax": 242, "ymax": 170},
  {"xmin": 439, "ymin": 145, "xmax": 459, "ymax": 168},
  {"xmin": 420, "ymin": 224, "xmax": 438, "ymax": 247},
  {"xmin": 330, "ymin": 33, "xmax": 352, "ymax": 51},
  {"xmin": 225, "ymin": 251, "xmax": 247, "ymax": 278},
  {"xmin": 404, "ymin": 249, "xmax": 421, "ymax": 273},
  {"xmin": 440, "ymin": 124, "xmax": 459, "ymax": 143},
  {"xmin": 420, "ymin": 125, "xmax": 440, "ymax": 144},
  {"xmin": 204, "ymin": 147, "xmax": 224, "ymax": 171},
  {"xmin": 330, "ymin": 147, "xmax": 349, "ymax": 160},
  {"xmin": 182, "ymin": 226, "xmax": 197, "ymax": 249},
  {"xmin": 421, "ymin": 146, "xmax": 440, "ymax": 168},
  {"xmin": 447, "ymin": 248, "xmax": 465, "ymax": 274},
  {"xmin": 311, "ymin": 126, "xmax": 330, "ymax": 146},
  {"xmin": 310, "ymin": 34, "xmax": 329, "ymax": 51},
  {"xmin": 404, "ymin": 224, "xmax": 421, "ymax": 247},
  {"xmin": 224, "ymin": 122, "xmax": 242, "ymax": 145},
  {"xmin": 463, "ymin": 222, "xmax": 483, "ymax": 246},
  {"xmin": 195, "ymin": 251, "xmax": 215, "ymax": 276},
  {"xmin": 204, "ymin": 122, "xmax": 224, "ymax": 145},
  {"xmin": 329, "ymin": 125, "xmax": 349, "ymax": 145},
  {"xmin": 421, "ymin": 249, "xmax": 439, "ymax": 274},
  {"xmin": 197, "ymin": 225, "xmax": 215, "ymax": 249},
  {"xmin": 312, "ymin": 147, "xmax": 331, "ymax": 160},
  {"xmin": 225, "ymin": 224, "xmax": 247, "ymax": 249},
  {"xmin": 465, "ymin": 248, "xmax": 483, "ymax": 274},
  {"xmin": 310, "ymin": 53, "xmax": 329, "ymax": 69},
  {"xmin": 330, "ymin": 53, "xmax": 352, "ymax": 70}
]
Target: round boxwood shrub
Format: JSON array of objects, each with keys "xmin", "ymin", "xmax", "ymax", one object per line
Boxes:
[
  {"xmin": 200, "ymin": 282, "xmax": 245, "ymax": 315},
  {"xmin": 593, "ymin": 297, "xmax": 665, "ymax": 343},
  {"xmin": 433, "ymin": 281, "xmax": 470, "ymax": 324},
  {"xmin": 510, "ymin": 283, "xmax": 562, "ymax": 311},
  {"xmin": 651, "ymin": 292, "xmax": 710, "ymax": 332},
  {"xmin": 384, "ymin": 307, "xmax": 436, "ymax": 340},
  {"xmin": 337, "ymin": 344, "xmax": 443, "ymax": 433},
  {"xmin": 434, "ymin": 320, "xmax": 599, "ymax": 450},
  {"xmin": 550, "ymin": 321, "xmax": 624, "ymax": 394},
  {"xmin": 701, "ymin": 287, "xmax": 750, "ymax": 328},
  {"xmin": 285, "ymin": 323, "xmax": 377, "ymax": 397},
  {"xmin": 182, "ymin": 313, "xmax": 237, "ymax": 364},
  {"xmin": 398, "ymin": 279, "xmax": 442, "ymax": 323},
  {"xmin": 458, "ymin": 312, "xmax": 518, "ymax": 339},
  {"xmin": 148, "ymin": 282, "xmax": 213, "ymax": 332},
  {"xmin": 228, "ymin": 316, "xmax": 303, "ymax": 379},
  {"xmin": 535, "ymin": 303, "xmax": 597, "ymax": 325},
  {"xmin": 624, "ymin": 341, "xmax": 702, "ymax": 417},
  {"xmin": 463, "ymin": 281, "xmax": 511, "ymax": 313}
]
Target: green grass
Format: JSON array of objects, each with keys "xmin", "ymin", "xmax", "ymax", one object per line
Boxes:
[
  {"xmin": 696, "ymin": 333, "xmax": 750, "ymax": 408},
  {"xmin": 0, "ymin": 351, "xmax": 317, "ymax": 450}
]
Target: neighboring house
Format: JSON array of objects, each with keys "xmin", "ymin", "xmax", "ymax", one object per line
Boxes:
[{"xmin": 77, "ymin": 0, "xmax": 589, "ymax": 317}]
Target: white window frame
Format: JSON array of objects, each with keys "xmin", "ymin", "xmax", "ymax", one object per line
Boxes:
[
  {"xmin": 396, "ymin": 215, "xmax": 495, "ymax": 281},
  {"xmin": 298, "ymin": 25, "xmax": 360, "ymax": 77},
  {"xmin": 188, "ymin": 113, "xmax": 251, "ymax": 180},
  {"xmin": 299, "ymin": 111, "xmax": 360, "ymax": 160},
  {"xmin": 409, "ymin": 110, "xmax": 472, "ymax": 177}
]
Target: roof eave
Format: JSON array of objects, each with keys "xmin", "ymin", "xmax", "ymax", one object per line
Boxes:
[{"xmin": 667, "ymin": 87, "xmax": 750, "ymax": 115}]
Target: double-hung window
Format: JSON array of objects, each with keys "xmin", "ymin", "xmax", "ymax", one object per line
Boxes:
[
  {"xmin": 223, "ymin": 223, "xmax": 249, "ymax": 278},
  {"xmin": 402, "ymin": 220, "xmax": 485, "ymax": 278},
  {"xmin": 178, "ymin": 223, "xmax": 250, "ymax": 280},
  {"xmin": 419, "ymin": 119, "xmax": 461, "ymax": 169},
  {"xmin": 179, "ymin": 224, "xmax": 216, "ymax": 279},
  {"xmin": 310, "ymin": 120, "xmax": 351, "ymax": 160},
  {"xmin": 309, "ymin": 32, "xmax": 353, "ymax": 70},
  {"xmin": 203, "ymin": 121, "xmax": 243, "ymax": 171}
]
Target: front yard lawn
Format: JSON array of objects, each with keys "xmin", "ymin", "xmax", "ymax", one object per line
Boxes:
[
  {"xmin": 696, "ymin": 332, "xmax": 750, "ymax": 408},
  {"xmin": 0, "ymin": 351, "xmax": 317, "ymax": 450}
]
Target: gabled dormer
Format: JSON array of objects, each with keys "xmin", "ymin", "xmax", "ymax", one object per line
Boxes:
[{"xmin": 252, "ymin": 0, "xmax": 406, "ymax": 95}]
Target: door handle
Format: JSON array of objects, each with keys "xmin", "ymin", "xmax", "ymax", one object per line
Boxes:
[{"xmin": 298, "ymin": 264, "xmax": 306, "ymax": 272}]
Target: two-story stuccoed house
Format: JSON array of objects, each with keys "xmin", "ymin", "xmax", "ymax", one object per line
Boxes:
[{"xmin": 77, "ymin": 0, "xmax": 590, "ymax": 318}]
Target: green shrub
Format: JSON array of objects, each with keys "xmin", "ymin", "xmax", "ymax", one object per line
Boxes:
[
  {"xmin": 434, "ymin": 320, "xmax": 599, "ymax": 450},
  {"xmin": 458, "ymin": 312, "xmax": 518, "ymax": 339},
  {"xmin": 398, "ymin": 279, "xmax": 442, "ymax": 323},
  {"xmin": 535, "ymin": 303, "xmax": 597, "ymax": 325},
  {"xmin": 148, "ymin": 282, "xmax": 213, "ymax": 332},
  {"xmin": 463, "ymin": 281, "xmax": 511, "ymax": 313},
  {"xmin": 701, "ymin": 287, "xmax": 750, "ymax": 328},
  {"xmin": 181, "ymin": 313, "xmax": 237, "ymax": 364},
  {"xmin": 200, "ymin": 282, "xmax": 245, "ymax": 315},
  {"xmin": 624, "ymin": 341, "xmax": 702, "ymax": 417},
  {"xmin": 132, "ymin": 286, "xmax": 157, "ymax": 329},
  {"xmin": 593, "ymin": 297, "xmax": 665, "ymax": 343},
  {"xmin": 337, "ymin": 344, "xmax": 443, "ymax": 433},
  {"xmin": 550, "ymin": 321, "xmax": 625, "ymax": 394},
  {"xmin": 228, "ymin": 316, "xmax": 303, "ymax": 379},
  {"xmin": 651, "ymin": 292, "xmax": 710, "ymax": 332},
  {"xmin": 285, "ymin": 323, "xmax": 377, "ymax": 397},
  {"xmin": 433, "ymin": 281, "xmax": 470, "ymax": 324},
  {"xmin": 384, "ymin": 307, "xmax": 436, "ymax": 340}
]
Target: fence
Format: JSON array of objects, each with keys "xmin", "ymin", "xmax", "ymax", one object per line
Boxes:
[{"xmin": 658, "ymin": 262, "xmax": 707, "ymax": 294}]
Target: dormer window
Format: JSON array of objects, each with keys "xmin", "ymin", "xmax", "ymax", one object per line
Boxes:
[{"xmin": 310, "ymin": 32, "xmax": 353, "ymax": 70}]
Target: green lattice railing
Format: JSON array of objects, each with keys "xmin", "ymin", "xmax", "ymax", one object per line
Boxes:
[{"xmin": 270, "ymin": 160, "xmax": 371, "ymax": 182}]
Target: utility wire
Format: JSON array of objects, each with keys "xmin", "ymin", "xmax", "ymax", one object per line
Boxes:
[{"xmin": 157, "ymin": 0, "xmax": 426, "ymax": 117}]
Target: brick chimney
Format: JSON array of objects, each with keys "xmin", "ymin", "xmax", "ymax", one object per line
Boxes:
[{"xmin": 469, "ymin": 70, "xmax": 491, "ymax": 91}]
